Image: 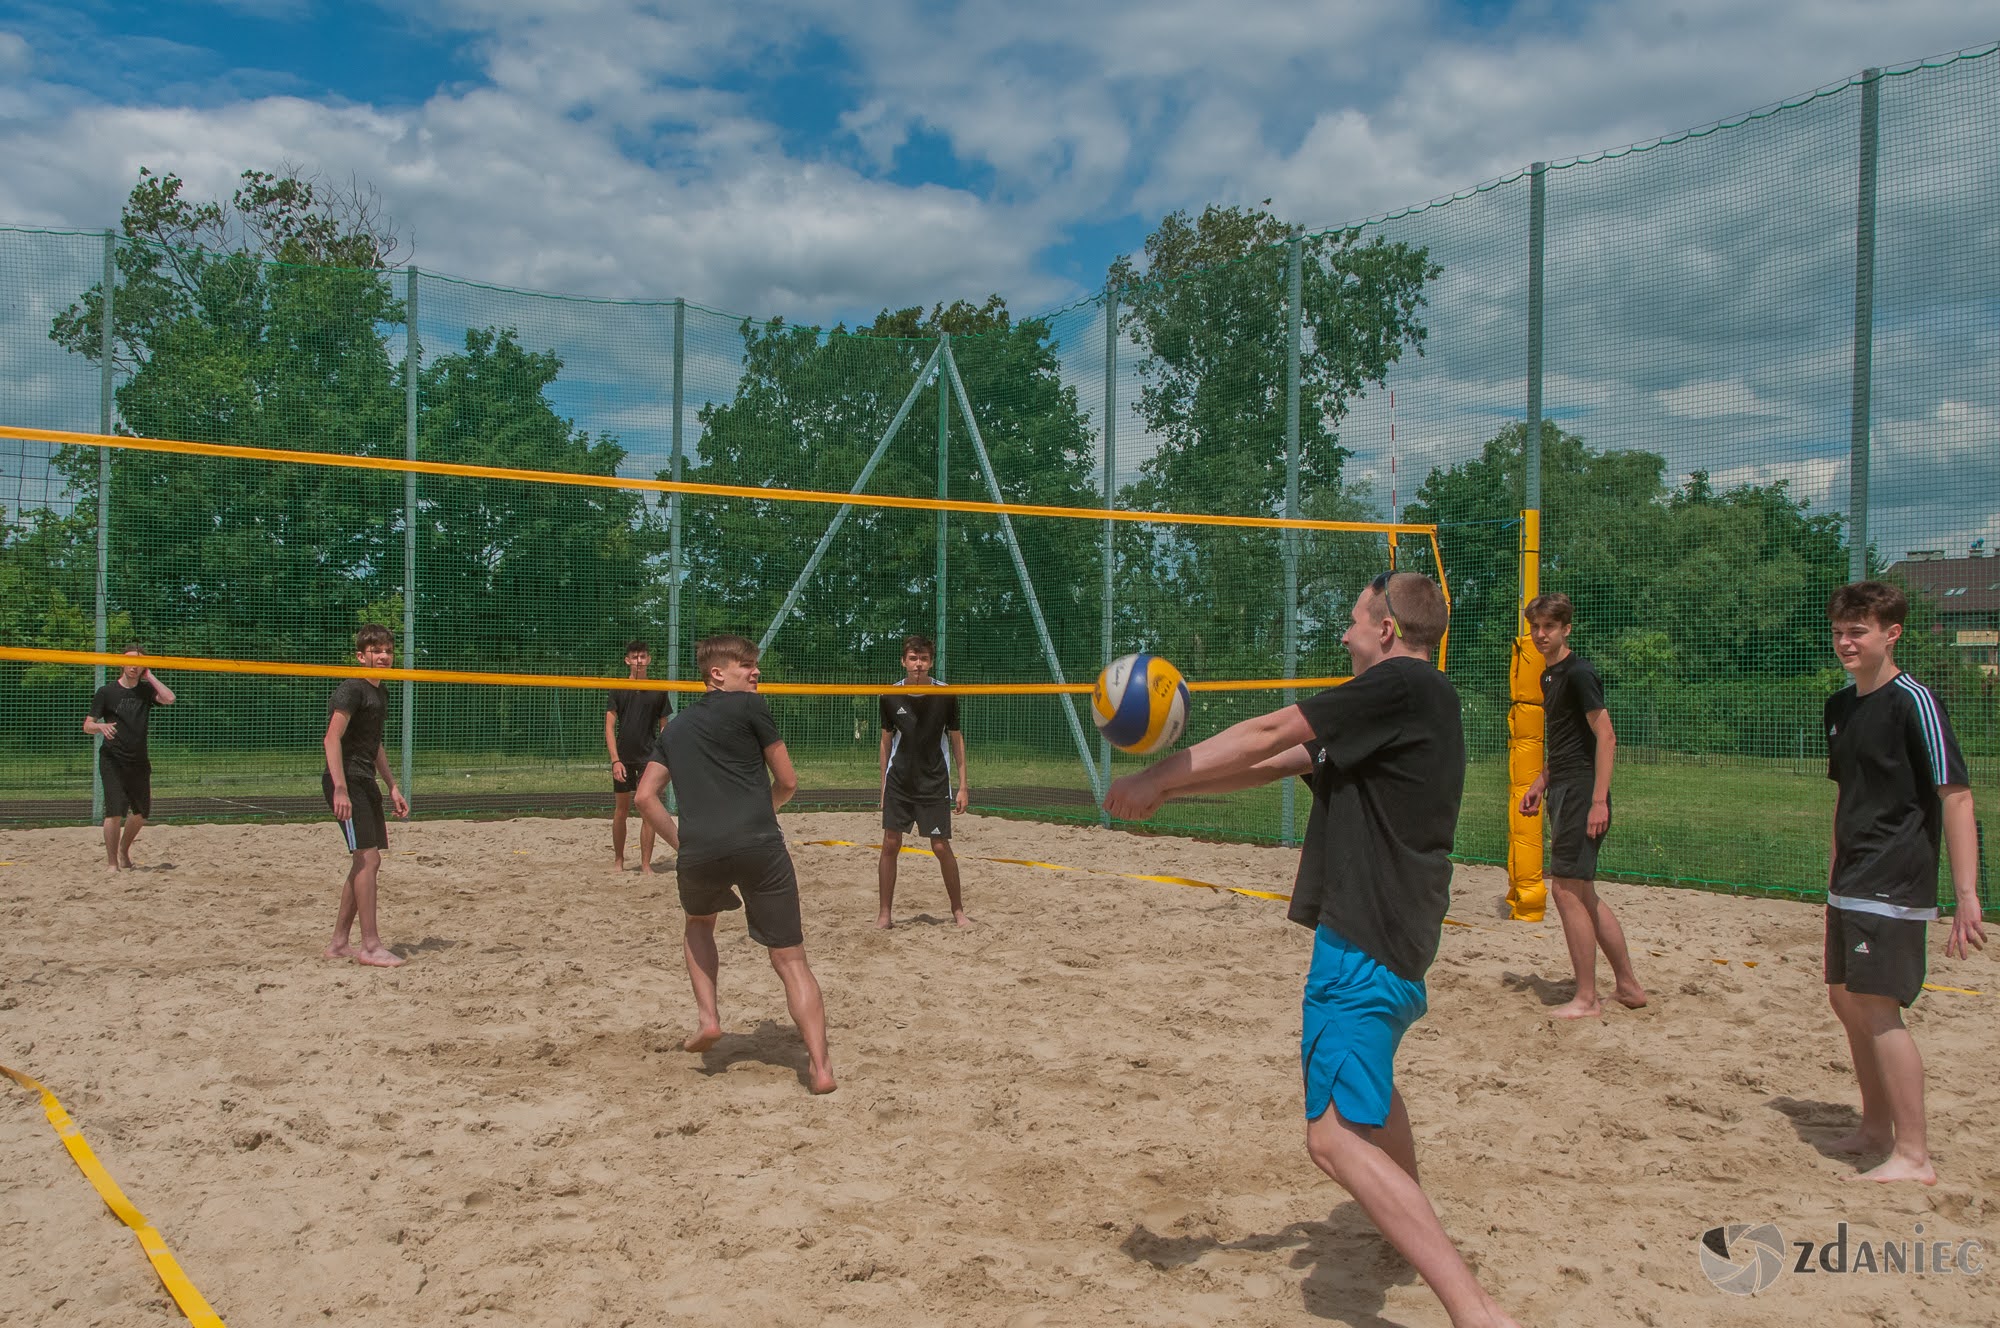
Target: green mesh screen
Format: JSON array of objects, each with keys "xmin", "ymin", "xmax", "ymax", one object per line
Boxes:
[{"xmin": 3, "ymin": 46, "xmax": 1997, "ymax": 911}]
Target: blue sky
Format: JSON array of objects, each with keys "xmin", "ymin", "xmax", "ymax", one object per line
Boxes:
[
  {"xmin": 0, "ymin": 3, "xmax": 1994, "ymax": 557},
  {"xmin": 0, "ymin": 1, "xmax": 1986, "ymax": 321}
]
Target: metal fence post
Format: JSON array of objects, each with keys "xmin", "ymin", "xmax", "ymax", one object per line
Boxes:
[
  {"xmin": 1505, "ymin": 161, "xmax": 1551, "ymax": 923},
  {"xmin": 1281, "ymin": 233, "xmax": 1303, "ymax": 846},
  {"xmin": 1100, "ymin": 289, "xmax": 1118, "ymax": 823},
  {"xmin": 92, "ymin": 231, "xmax": 115, "ymax": 823},
  {"xmin": 668, "ymin": 298, "xmax": 686, "ymax": 813},
  {"xmin": 936, "ymin": 331, "xmax": 950, "ymax": 676},
  {"xmin": 669, "ymin": 297, "xmax": 686, "ymax": 700},
  {"xmin": 402, "ymin": 267, "xmax": 419, "ymax": 797},
  {"xmin": 1848, "ymin": 69, "xmax": 1881, "ymax": 582}
]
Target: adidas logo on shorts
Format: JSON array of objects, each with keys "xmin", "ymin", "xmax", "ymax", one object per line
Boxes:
[{"xmin": 1854, "ymin": 940, "xmax": 1871, "ymax": 955}]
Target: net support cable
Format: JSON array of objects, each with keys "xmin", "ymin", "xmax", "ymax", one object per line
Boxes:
[
  {"xmin": 940, "ymin": 338, "xmax": 1103, "ymax": 798},
  {"xmin": 758, "ymin": 341, "xmax": 945, "ymax": 653}
]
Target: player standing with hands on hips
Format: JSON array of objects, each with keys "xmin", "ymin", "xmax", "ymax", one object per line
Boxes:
[{"xmin": 1107, "ymin": 572, "xmax": 1523, "ymax": 1328}]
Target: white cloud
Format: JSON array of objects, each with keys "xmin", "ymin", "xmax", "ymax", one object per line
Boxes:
[{"xmin": 1655, "ymin": 379, "xmax": 1793, "ymax": 420}]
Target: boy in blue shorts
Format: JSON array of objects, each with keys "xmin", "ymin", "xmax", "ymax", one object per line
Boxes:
[
  {"xmin": 1108, "ymin": 572, "xmax": 1521, "ymax": 1328},
  {"xmin": 1822, "ymin": 581, "xmax": 1984, "ymax": 1184}
]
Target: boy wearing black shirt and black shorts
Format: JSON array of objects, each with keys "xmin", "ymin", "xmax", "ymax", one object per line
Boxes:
[
  {"xmin": 82, "ymin": 645, "xmax": 176, "ymax": 870},
  {"xmin": 1108, "ymin": 572, "xmax": 1522, "ymax": 1328},
  {"xmin": 1822, "ymin": 581, "xmax": 1984, "ymax": 1184},
  {"xmin": 605, "ymin": 639, "xmax": 669, "ymax": 875},
  {"xmin": 320, "ymin": 624, "xmax": 410, "ymax": 968},
  {"xmin": 636, "ymin": 634, "xmax": 835, "ymax": 1095},
  {"xmin": 877, "ymin": 634, "xmax": 971, "ymax": 929},
  {"xmin": 1518, "ymin": 592, "xmax": 1647, "ymax": 1018}
]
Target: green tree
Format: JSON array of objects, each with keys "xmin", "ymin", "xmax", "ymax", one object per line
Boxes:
[
  {"xmin": 45, "ymin": 167, "xmax": 407, "ymax": 663},
  {"xmin": 416, "ymin": 327, "xmax": 658, "ymax": 678},
  {"xmin": 1106, "ymin": 206, "xmax": 1438, "ymax": 677},
  {"xmin": 1407, "ymin": 423, "xmax": 1858, "ymax": 754},
  {"xmin": 682, "ymin": 298, "xmax": 1101, "ymax": 686}
]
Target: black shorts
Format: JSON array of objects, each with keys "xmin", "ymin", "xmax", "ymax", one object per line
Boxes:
[
  {"xmin": 677, "ymin": 843, "xmax": 804, "ymax": 949},
  {"xmin": 1825, "ymin": 905, "xmax": 1927, "ymax": 1007},
  {"xmin": 612, "ymin": 758, "xmax": 650, "ymax": 795},
  {"xmin": 323, "ymin": 772, "xmax": 389, "ymax": 854},
  {"xmin": 100, "ymin": 753, "xmax": 152, "ymax": 819},
  {"xmin": 882, "ymin": 782, "xmax": 952, "ymax": 840},
  {"xmin": 1547, "ymin": 783, "xmax": 1607, "ymax": 881}
]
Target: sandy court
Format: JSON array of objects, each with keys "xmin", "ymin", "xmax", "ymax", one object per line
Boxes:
[{"xmin": 1, "ymin": 810, "xmax": 1994, "ymax": 1327}]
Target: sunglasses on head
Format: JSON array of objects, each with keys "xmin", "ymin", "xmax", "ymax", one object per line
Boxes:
[{"xmin": 1369, "ymin": 571, "xmax": 1404, "ymax": 639}]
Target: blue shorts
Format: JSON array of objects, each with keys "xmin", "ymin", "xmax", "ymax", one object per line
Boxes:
[{"xmin": 1301, "ymin": 926, "xmax": 1428, "ymax": 1128}]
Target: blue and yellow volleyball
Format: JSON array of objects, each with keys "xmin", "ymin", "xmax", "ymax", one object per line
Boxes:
[{"xmin": 1092, "ymin": 653, "xmax": 1191, "ymax": 755}]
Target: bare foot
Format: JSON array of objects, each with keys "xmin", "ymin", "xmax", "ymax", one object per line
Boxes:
[
  {"xmin": 609, "ymin": 859, "xmax": 627, "ymax": 876},
  {"xmin": 104, "ymin": 861, "xmax": 122, "ymax": 873},
  {"xmin": 683, "ymin": 1026, "xmax": 723, "ymax": 1053},
  {"xmin": 952, "ymin": 911, "xmax": 975, "ymax": 929},
  {"xmin": 1614, "ymin": 984, "xmax": 1649, "ymax": 1009},
  {"xmin": 119, "ymin": 857, "xmax": 137, "ymax": 870},
  {"xmin": 322, "ymin": 940, "xmax": 355, "ymax": 960},
  {"xmin": 638, "ymin": 864, "xmax": 655, "ymax": 876},
  {"xmin": 875, "ymin": 914, "xmax": 894, "ymax": 930},
  {"xmin": 353, "ymin": 946, "xmax": 405, "ymax": 968},
  {"xmin": 1850, "ymin": 1155, "xmax": 1937, "ymax": 1185},
  {"xmin": 808, "ymin": 1064, "xmax": 837, "ymax": 1094},
  {"xmin": 1827, "ymin": 1130, "xmax": 1891, "ymax": 1156},
  {"xmin": 1552, "ymin": 997, "xmax": 1603, "ymax": 1020}
]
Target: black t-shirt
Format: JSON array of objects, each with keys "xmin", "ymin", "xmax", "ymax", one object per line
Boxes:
[
  {"xmin": 1289, "ymin": 657, "xmax": 1467, "ymax": 983},
  {"xmin": 881, "ymin": 681, "xmax": 960, "ymax": 800},
  {"xmin": 1541, "ymin": 652, "xmax": 1606, "ymax": 787},
  {"xmin": 89, "ymin": 678, "xmax": 162, "ymax": 763},
  {"xmin": 607, "ymin": 687, "xmax": 670, "ymax": 766},
  {"xmin": 1825, "ymin": 674, "xmax": 1969, "ymax": 916},
  {"xmin": 328, "ymin": 678, "xmax": 388, "ymax": 782},
  {"xmin": 653, "ymin": 689, "xmax": 785, "ymax": 865}
]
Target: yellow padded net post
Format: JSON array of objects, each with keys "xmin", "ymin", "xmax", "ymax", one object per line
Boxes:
[{"xmin": 1506, "ymin": 508, "xmax": 1546, "ymax": 921}]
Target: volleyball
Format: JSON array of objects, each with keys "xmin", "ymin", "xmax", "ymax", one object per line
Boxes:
[{"xmin": 1092, "ymin": 653, "xmax": 1190, "ymax": 755}]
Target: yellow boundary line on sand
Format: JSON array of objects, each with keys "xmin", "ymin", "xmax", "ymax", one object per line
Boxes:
[
  {"xmin": 0, "ymin": 1063, "xmax": 227, "ymax": 1327},
  {"xmin": 801, "ymin": 843, "xmax": 1988, "ymax": 993},
  {"xmin": 0, "ymin": 646, "xmax": 1352, "ymax": 697}
]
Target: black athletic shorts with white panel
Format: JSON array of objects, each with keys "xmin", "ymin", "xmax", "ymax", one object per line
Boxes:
[
  {"xmin": 322, "ymin": 771, "xmax": 390, "ymax": 853},
  {"xmin": 1823, "ymin": 906, "xmax": 1927, "ymax": 1007}
]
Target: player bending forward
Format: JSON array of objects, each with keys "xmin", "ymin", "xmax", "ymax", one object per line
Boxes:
[
  {"xmin": 636, "ymin": 634, "xmax": 836, "ymax": 1095},
  {"xmin": 1108, "ymin": 572, "xmax": 1522, "ymax": 1328}
]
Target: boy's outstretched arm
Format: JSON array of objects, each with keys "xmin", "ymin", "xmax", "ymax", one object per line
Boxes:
[
  {"xmin": 1166, "ymin": 746, "xmax": 1316, "ymax": 799},
  {"xmin": 765, "ymin": 741, "xmax": 799, "ymax": 813},
  {"xmin": 1941, "ymin": 786, "xmax": 1986, "ymax": 959},
  {"xmin": 1106, "ymin": 705, "xmax": 1316, "ymax": 820},
  {"xmin": 634, "ymin": 761, "xmax": 680, "ymax": 850}
]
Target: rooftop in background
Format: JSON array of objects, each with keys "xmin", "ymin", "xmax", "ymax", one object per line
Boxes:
[{"xmin": 1888, "ymin": 551, "xmax": 2000, "ymax": 615}]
